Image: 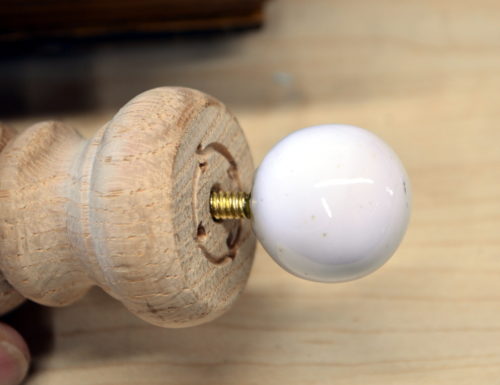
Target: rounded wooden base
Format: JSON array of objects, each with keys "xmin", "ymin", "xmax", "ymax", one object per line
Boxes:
[{"xmin": 0, "ymin": 87, "xmax": 256, "ymax": 327}]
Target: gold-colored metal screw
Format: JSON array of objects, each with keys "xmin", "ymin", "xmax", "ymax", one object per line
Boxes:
[{"xmin": 210, "ymin": 191, "xmax": 251, "ymax": 220}]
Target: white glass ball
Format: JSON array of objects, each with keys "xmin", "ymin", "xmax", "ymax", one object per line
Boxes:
[{"xmin": 251, "ymin": 124, "xmax": 411, "ymax": 283}]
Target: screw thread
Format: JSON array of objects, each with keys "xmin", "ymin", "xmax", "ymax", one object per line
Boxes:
[{"xmin": 210, "ymin": 191, "xmax": 251, "ymax": 220}]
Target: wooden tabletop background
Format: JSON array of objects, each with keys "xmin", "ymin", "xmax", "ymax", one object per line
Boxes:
[{"xmin": 3, "ymin": 0, "xmax": 500, "ymax": 383}]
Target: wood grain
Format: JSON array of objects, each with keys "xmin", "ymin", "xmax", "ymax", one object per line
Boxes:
[
  {"xmin": 4, "ymin": 0, "xmax": 500, "ymax": 383},
  {"xmin": 0, "ymin": 87, "xmax": 255, "ymax": 327},
  {"xmin": 0, "ymin": 123, "xmax": 24, "ymax": 315}
]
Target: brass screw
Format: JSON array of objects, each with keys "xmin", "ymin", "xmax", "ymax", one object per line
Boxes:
[{"xmin": 210, "ymin": 191, "xmax": 251, "ymax": 220}]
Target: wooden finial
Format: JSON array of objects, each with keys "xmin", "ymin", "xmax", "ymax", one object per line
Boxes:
[{"xmin": 0, "ymin": 87, "xmax": 256, "ymax": 328}]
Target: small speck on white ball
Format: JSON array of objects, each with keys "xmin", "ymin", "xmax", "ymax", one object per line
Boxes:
[{"xmin": 250, "ymin": 124, "xmax": 411, "ymax": 283}]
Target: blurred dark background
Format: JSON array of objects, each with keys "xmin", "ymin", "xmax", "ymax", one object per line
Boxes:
[{"xmin": 0, "ymin": 0, "xmax": 266, "ymax": 118}]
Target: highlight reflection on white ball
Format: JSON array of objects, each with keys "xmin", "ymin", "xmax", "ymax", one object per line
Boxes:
[{"xmin": 250, "ymin": 124, "xmax": 411, "ymax": 283}]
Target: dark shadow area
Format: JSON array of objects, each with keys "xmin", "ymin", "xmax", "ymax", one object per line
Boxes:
[
  {"xmin": 42, "ymin": 286, "xmax": 279, "ymax": 382},
  {"xmin": 0, "ymin": 44, "xmax": 98, "ymax": 118},
  {"xmin": 0, "ymin": 301, "xmax": 54, "ymax": 375},
  {"xmin": 0, "ymin": 27, "xmax": 261, "ymax": 119}
]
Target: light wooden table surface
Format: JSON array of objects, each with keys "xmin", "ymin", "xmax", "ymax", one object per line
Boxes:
[{"xmin": 4, "ymin": 0, "xmax": 500, "ymax": 383}]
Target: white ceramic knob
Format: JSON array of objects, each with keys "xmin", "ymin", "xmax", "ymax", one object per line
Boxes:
[{"xmin": 250, "ymin": 124, "xmax": 411, "ymax": 282}]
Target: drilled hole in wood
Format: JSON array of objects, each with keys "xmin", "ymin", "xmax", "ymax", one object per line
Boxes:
[
  {"xmin": 197, "ymin": 222, "xmax": 207, "ymax": 240},
  {"xmin": 227, "ymin": 161, "xmax": 238, "ymax": 180},
  {"xmin": 226, "ymin": 225, "xmax": 240, "ymax": 249}
]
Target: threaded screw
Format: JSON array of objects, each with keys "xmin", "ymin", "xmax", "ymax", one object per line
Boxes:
[{"xmin": 210, "ymin": 191, "xmax": 251, "ymax": 220}]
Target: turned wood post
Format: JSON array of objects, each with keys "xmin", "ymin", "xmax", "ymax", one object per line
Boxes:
[{"xmin": 0, "ymin": 87, "xmax": 256, "ymax": 328}]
